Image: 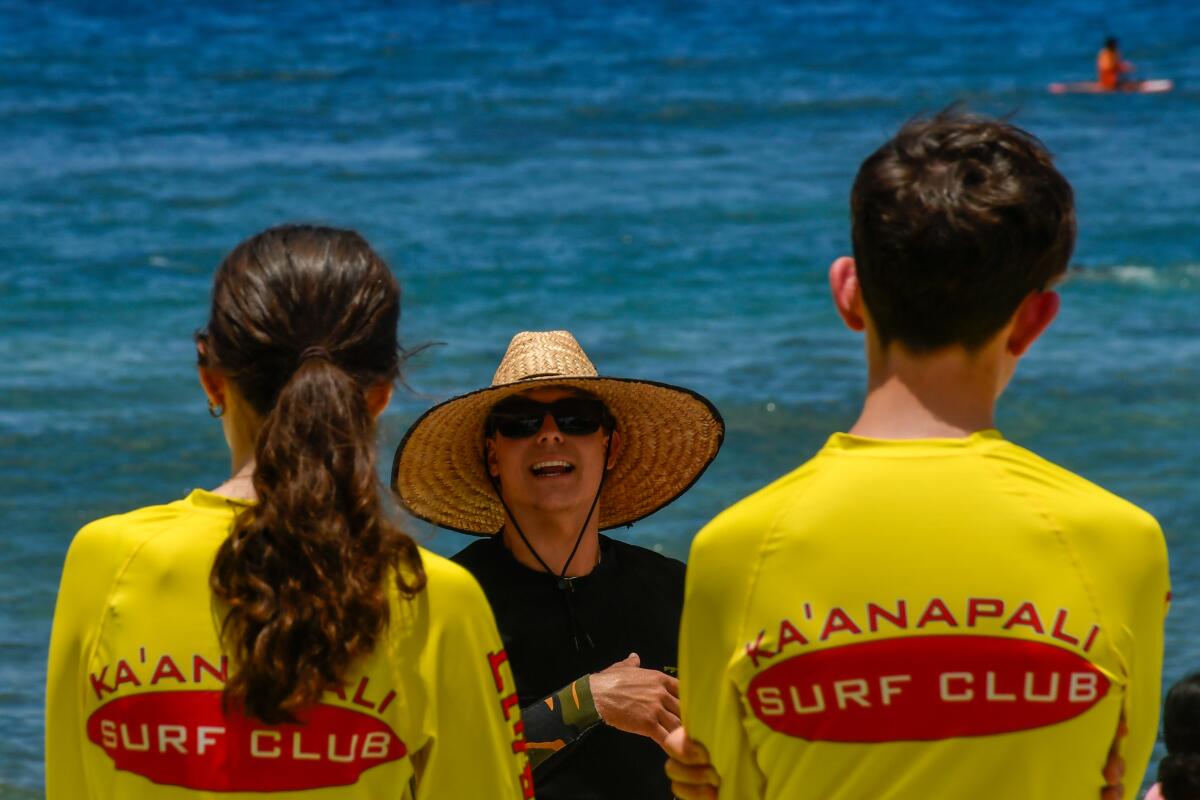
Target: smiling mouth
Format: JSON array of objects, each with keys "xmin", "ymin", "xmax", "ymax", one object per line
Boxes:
[{"xmin": 531, "ymin": 460, "xmax": 574, "ymax": 477}]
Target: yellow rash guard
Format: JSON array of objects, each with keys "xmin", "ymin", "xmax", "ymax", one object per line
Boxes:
[
  {"xmin": 46, "ymin": 489, "xmax": 534, "ymax": 799},
  {"xmin": 681, "ymin": 431, "xmax": 1169, "ymax": 800}
]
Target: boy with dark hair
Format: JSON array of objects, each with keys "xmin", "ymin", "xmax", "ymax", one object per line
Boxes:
[{"xmin": 674, "ymin": 112, "xmax": 1170, "ymax": 800}]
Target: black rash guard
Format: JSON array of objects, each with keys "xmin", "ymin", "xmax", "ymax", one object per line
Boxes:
[{"xmin": 452, "ymin": 533, "xmax": 685, "ymax": 800}]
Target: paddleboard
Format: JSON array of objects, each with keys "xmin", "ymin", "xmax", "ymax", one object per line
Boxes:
[{"xmin": 1048, "ymin": 79, "xmax": 1173, "ymax": 95}]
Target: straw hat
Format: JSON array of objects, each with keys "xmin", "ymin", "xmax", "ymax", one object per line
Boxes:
[{"xmin": 391, "ymin": 330, "xmax": 724, "ymax": 535}]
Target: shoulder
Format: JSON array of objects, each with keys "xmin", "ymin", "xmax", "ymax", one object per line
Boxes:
[
  {"xmin": 68, "ymin": 496, "xmax": 228, "ymax": 571},
  {"xmin": 679, "ymin": 460, "xmax": 828, "ymax": 641},
  {"xmin": 70, "ymin": 511, "xmax": 146, "ymax": 559},
  {"xmin": 984, "ymin": 440, "xmax": 1167, "ymax": 585},
  {"xmin": 419, "ymin": 547, "xmax": 493, "ymax": 612},
  {"xmin": 984, "ymin": 439, "xmax": 1162, "ymax": 535},
  {"xmin": 604, "ymin": 536, "xmax": 686, "ymax": 594},
  {"xmin": 409, "ymin": 548, "xmax": 504, "ymax": 657},
  {"xmin": 55, "ymin": 496, "xmax": 233, "ymax": 627},
  {"xmin": 683, "ymin": 458, "xmax": 824, "ymax": 613},
  {"xmin": 449, "ymin": 536, "xmax": 500, "ymax": 574},
  {"xmin": 605, "ymin": 536, "xmax": 684, "ymax": 574},
  {"xmin": 692, "ymin": 456, "xmax": 823, "ymax": 558},
  {"xmin": 448, "ymin": 537, "xmax": 516, "ymax": 600}
]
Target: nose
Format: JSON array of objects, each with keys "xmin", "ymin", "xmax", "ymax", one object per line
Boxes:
[{"xmin": 535, "ymin": 413, "xmax": 565, "ymax": 443}]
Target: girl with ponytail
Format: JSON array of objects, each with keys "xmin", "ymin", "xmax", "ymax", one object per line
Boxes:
[{"xmin": 46, "ymin": 225, "xmax": 533, "ymax": 799}]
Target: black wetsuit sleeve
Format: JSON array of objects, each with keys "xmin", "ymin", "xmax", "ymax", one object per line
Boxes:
[{"xmin": 522, "ymin": 675, "xmax": 603, "ymax": 771}]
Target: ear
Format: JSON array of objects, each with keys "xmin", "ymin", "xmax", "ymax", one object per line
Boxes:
[
  {"xmin": 197, "ymin": 364, "xmax": 226, "ymax": 409},
  {"xmin": 365, "ymin": 381, "xmax": 394, "ymax": 419},
  {"xmin": 485, "ymin": 437, "xmax": 501, "ymax": 479},
  {"xmin": 1007, "ymin": 291, "xmax": 1060, "ymax": 357},
  {"xmin": 829, "ymin": 256, "xmax": 866, "ymax": 332},
  {"xmin": 605, "ymin": 429, "xmax": 622, "ymax": 471}
]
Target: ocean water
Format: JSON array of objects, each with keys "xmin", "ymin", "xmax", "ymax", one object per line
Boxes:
[{"xmin": 2, "ymin": 0, "xmax": 1198, "ymax": 794}]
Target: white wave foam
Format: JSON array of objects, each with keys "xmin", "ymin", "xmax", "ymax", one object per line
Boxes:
[
  {"xmin": 1108, "ymin": 265, "xmax": 1160, "ymax": 286},
  {"xmin": 1073, "ymin": 264, "xmax": 1200, "ymax": 289}
]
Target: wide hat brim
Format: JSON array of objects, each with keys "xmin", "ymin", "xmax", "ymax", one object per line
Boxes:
[{"xmin": 391, "ymin": 376, "xmax": 724, "ymax": 535}]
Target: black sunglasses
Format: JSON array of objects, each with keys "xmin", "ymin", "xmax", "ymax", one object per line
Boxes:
[{"xmin": 487, "ymin": 396, "xmax": 612, "ymax": 439}]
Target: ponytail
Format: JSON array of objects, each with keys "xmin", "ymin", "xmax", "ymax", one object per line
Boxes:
[{"xmin": 203, "ymin": 225, "xmax": 426, "ymax": 723}]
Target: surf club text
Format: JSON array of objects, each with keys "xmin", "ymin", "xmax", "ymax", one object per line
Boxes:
[{"xmin": 744, "ymin": 596, "xmax": 1100, "ymax": 669}]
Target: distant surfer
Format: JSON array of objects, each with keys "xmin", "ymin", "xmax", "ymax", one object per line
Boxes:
[
  {"xmin": 1048, "ymin": 38, "xmax": 1170, "ymax": 95},
  {"xmin": 1097, "ymin": 36, "xmax": 1134, "ymax": 90}
]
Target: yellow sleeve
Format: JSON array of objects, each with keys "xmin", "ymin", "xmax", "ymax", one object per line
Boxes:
[
  {"xmin": 1063, "ymin": 499, "xmax": 1170, "ymax": 800},
  {"xmin": 1117, "ymin": 519, "xmax": 1170, "ymax": 800},
  {"xmin": 680, "ymin": 511, "xmax": 767, "ymax": 800},
  {"xmin": 45, "ymin": 520, "xmax": 126, "ymax": 799},
  {"xmin": 418, "ymin": 565, "xmax": 534, "ymax": 800}
]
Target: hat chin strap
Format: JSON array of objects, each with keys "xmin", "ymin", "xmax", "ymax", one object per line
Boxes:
[{"xmin": 487, "ymin": 438, "xmax": 611, "ymax": 651}]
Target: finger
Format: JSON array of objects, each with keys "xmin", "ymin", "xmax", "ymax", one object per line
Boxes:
[
  {"xmin": 665, "ymin": 759, "xmax": 721, "ymax": 786},
  {"xmin": 1102, "ymin": 753, "xmax": 1125, "ymax": 784},
  {"xmin": 1103, "ymin": 726, "xmax": 1125, "ymax": 784},
  {"xmin": 659, "ymin": 709, "xmax": 682, "ymax": 735},
  {"xmin": 663, "ymin": 727, "xmax": 712, "ymax": 766},
  {"xmin": 684, "ymin": 736, "xmax": 711, "ymax": 765},
  {"xmin": 662, "ymin": 726, "xmax": 689, "ymax": 760},
  {"xmin": 1099, "ymin": 783, "xmax": 1123, "ymax": 800},
  {"xmin": 663, "ymin": 689, "xmax": 682, "ymax": 719},
  {"xmin": 652, "ymin": 722, "xmax": 673, "ymax": 747},
  {"xmin": 662, "ymin": 673, "xmax": 681, "ymax": 697},
  {"xmin": 606, "ymin": 653, "xmax": 639, "ymax": 670},
  {"xmin": 669, "ymin": 780, "xmax": 719, "ymax": 800}
]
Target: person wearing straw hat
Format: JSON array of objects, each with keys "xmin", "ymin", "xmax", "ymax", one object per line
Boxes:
[{"xmin": 393, "ymin": 330, "xmax": 724, "ymax": 800}]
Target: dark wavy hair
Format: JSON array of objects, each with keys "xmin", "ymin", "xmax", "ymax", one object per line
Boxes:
[
  {"xmin": 850, "ymin": 109, "xmax": 1076, "ymax": 352},
  {"xmin": 1160, "ymin": 671, "xmax": 1200, "ymax": 800},
  {"xmin": 200, "ymin": 224, "xmax": 426, "ymax": 723}
]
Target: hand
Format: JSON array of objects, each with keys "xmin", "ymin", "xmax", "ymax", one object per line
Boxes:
[
  {"xmin": 664, "ymin": 725, "xmax": 720, "ymax": 800},
  {"xmin": 1100, "ymin": 712, "xmax": 1128, "ymax": 800},
  {"xmin": 590, "ymin": 653, "xmax": 681, "ymax": 747}
]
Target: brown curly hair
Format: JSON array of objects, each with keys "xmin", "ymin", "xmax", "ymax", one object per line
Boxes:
[
  {"xmin": 851, "ymin": 109, "xmax": 1076, "ymax": 352},
  {"xmin": 201, "ymin": 224, "xmax": 426, "ymax": 723}
]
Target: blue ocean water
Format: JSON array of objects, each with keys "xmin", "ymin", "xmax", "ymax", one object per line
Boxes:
[{"xmin": 2, "ymin": 0, "xmax": 1198, "ymax": 793}]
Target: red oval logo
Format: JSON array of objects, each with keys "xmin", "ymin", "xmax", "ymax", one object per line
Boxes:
[
  {"xmin": 747, "ymin": 635, "xmax": 1109, "ymax": 742},
  {"xmin": 86, "ymin": 691, "xmax": 407, "ymax": 791}
]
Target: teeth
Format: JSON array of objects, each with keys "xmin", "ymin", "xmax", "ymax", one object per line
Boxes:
[{"xmin": 531, "ymin": 460, "xmax": 574, "ymax": 477}]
